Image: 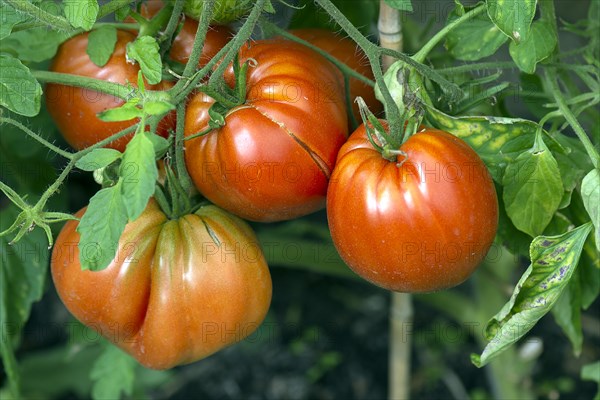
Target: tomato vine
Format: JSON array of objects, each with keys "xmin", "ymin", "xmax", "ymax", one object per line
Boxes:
[{"xmin": 0, "ymin": 0, "xmax": 598, "ymax": 398}]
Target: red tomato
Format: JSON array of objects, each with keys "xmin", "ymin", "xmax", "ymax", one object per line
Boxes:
[
  {"xmin": 289, "ymin": 28, "xmax": 383, "ymax": 123},
  {"xmin": 184, "ymin": 39, "xmax": 348, "ymax": 222},
  {"xmin": 327, "ymin": 122, "xmax": 498, "ymax": 292},
  {"xmin": 51, "ymin": 199, "xmax": 272, "ymax": 370},
  {"xmin": 45, "ymin": 30, "xmax": 175, "ymax": 152}
]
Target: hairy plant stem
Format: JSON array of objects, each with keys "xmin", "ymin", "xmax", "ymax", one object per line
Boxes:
[
  {"xmin": 314, "ymin": 0, "xmax": 402, "ymax": 138},
  {"xmin": 159, "ymin": 0, "xmax": 186, "ymax": 52},
  {"xmin": 36, "ymin": 159, "xmax": 76, "ymax": 210},
  {"xmin": 546, "ymin": 69, "xmax": 600, "ymax": 169},
  {"xmin": 138, "ymin": 3, "xmax": 174, "ymax": 38},
  {"xmin": 180, "ymin": 0, "xmax": 216, "ymax": 80},
  {"xmin": 209, "ymin": 0, "xmax": 267, "ymax": 88},
  {"xmin": 260, "ymin": 21, "xmax": 375, "ymax": 87},
  {"xmin": 0, "ymin": 118, "xmax": 73, "ymax": 159},
  {"xmin": 437, "ymin": 61, "xmax": 519, "ymax": 74},
  {"xmin": 174, "ymin": 101, "xmax": 193, "ymax": 194},
  {"xmin": 33, "ymin": 71, "xmax": 132, "ymax": 100},
  {"xmin": 541, "ymin": 0, "xmax": 600, "ymax": 169},
  {"xmin": 98, "ymin": 0, "xmax": 134, "ymax": 19}
]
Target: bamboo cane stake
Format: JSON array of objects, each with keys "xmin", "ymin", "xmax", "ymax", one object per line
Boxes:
[{"xmin": 378, "ymin": 2, "xmax": 412, "ymax": 400}]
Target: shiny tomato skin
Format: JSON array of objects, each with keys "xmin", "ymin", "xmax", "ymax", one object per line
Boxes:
[
  {"xmin": 327, "ymin": 123, "xmax": 498, "ymax": 293},
  {"xmin": 51, "ymin": 200, "xmax": 272, "ymax": 369},
  {"xmin": 184, "ymin": 39, "xmax": 348, "ymax": 222},
  {"xmin": 289, "ymin": 28, "xmax": 383, "ymax": 123},
  {"xmin": 46, "ymin": 30, "xmax": 174, "ymax": 152}
]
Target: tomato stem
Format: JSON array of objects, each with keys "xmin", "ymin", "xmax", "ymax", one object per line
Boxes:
[
  {"xmin": 0, "ymin": 118, "xmax": 73, "ymax": 160},
  {"xmin": 98, "ymin": 0, "xmax": 135, "ymax": 19},
  {"xmin": 137, "ymin": 2, "xmax": 173, "ymax": 38},
  {"xmin": 180, "ymin": 0, "xmax": 216, "ymax": 81},
  {"xmin": 158, "ymin": 0, "xmax": 187, "ymax": 58},
  {"xmin": 208, "ymin": 0, "xmax": 267, "ymax": 89},
  {"xmin": 545, "ymin": 69, "xmax": 600, "ymax": 169},
  {"xmin": 412, "ymin": 4, "xmax": 486, "ymax": 64},
  {"xmin": 174, "ymin": 101, "xmax": 194, "ymax": 194},
  {"xmin": 313, "ymin": 0, "xmax": 403, "ymax": 138},
  {"xmin": 32, "ymin": 71, "xmax": 132, "ymax": 100},
  {"xmin": 154, "ymin": 183, "xmax": 173, "ymax": 218},
  {"xmin": 170, "ymin": 0, "xmax": 264, "ymax": 105},
  {"xmin": 262, "ymin": 21, "xmax": 376, "ymax": 87}
]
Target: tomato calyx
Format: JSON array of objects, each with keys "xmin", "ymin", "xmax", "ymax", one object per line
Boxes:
[
  {"xmin": 199, "ymin": 55, "xmax": 256, "ymax": 130},
  {"xmin": 154, "ymin": 159, "xmax": 196, "ymax": 220},
  {"xmin": 128, "ymin": 1, "xmax": 174, "ymax": 39},
  {"xmin": 0, "ymin": 181, "xmax": 77, "ymax": 248},
  {"xmin": 357, "ymin": 97, "xmax": 420, "ymax": 164}
]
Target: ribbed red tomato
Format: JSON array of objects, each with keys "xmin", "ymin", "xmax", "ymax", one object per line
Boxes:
[
  {"xmin": 289, "ymin": 28, "xmax": 383, "ymax": 123},
  {"xmin": 45, "ymin": 30, "xmax": 175, "ymax": 152},
  {"xmin": 184, "ymin": 39, "xmax": 348, "ymax": 222},
  {"xmin": 46, "ymin": 15, "xmax": 231, "ymax": 152},
  {"xmin": 51, "ymin": 199, "xmax": 272, "ymax": 369},
  {"xmin": 327, "ymin": 122, "xmax": 498, "ymax": 292}
]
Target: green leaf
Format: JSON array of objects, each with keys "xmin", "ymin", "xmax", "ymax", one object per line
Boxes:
[
  {"xmin": 126, "ymin": 36, "xmax": 162, "ymax": 85},
  {"xmin": 16, "ymin": 342, "xmax": 102, "ymax": 399},
  {"xmin": 144, "ymin": 100, "xmax": 175, "ymax": 116},
  {"xmin": 550, "ymin": 133, "xmax": 594, "ymax": 210},
  {"xmin": 147, "ymin": 133, "xmax": 170, "ymax": 158},
  {"xmin": 87, "ymin": 25, "xmax": 117, "ymax": 67},
  {"xmin": 580, "ymin": 255, "xmax": 600, "ymax": 308},
  {"xmin": 426, "ymin": 107, "xmax": 539, "ymax": 182},
  {"xmin": 496, "ymin": 186, "xmax": 533, "ymax": 257},
  {"xmin": 76, "ymin": 182, "xmax": 128, "ymax": 271},
  {"xmin": 0, "ymin": 205, "xmax": 49, "ymax": 397},
  {"xmin": 64, "ymin": 0, "xmax": 99, "ymax": 30},
  {"xmin": 581, "ymin": 169, "xmax": 600, "ymax": 251},
  {"xmin": 509, "ymin": 20, "xmax": 557, "ymax": 74},
  {"xmin": 97, "ymin": 98, "xmax": 142, "ymax": 122},
  {"xmin": 551, "ymin": 275, "xmax": 582, "ymax": 356},
  {"xmin": 0, "ymin": 2, "xmax": 30, "ymax": 40},
  {"xmin": 0, "ymin": 55, "xmax": 42, "ymax": 117},
  {"xmin": 384, "ymin": 0, "xmax": 413, "ymax": 12},
  {"xmin": 582, "ymin": 361, "xmax": 600, "ymax": 400},
  {"xmin": 75, "ymin": 148, "xmax": 122, "ymax": 171},
  {"xmin": 487, "ymin": 0, "xmax": 537, "ymax": 43},
  {"xmin": 471, "ymin": 222, "xmax": 593, "ymax": 367},
  {"xmin": 446, "ymin": 6, "xmax": 508, "ymax": 61},
  {"xmin": 0, "ymin": 29, "xmax": 69, "ymax": 62},
  {"xmin": 263, "ymin": 0, "xmax": 275, "ymax": 14},
  {"xmin": 120, "ymin": 132, "xmax": 157, "ymax": 221},
  {"xmin": 502, "ymin": 131, "xmax": 564, "ymax": 237},
  {"xmin": 90, "ymin": 344, "xmax": 136, "ymax": 400},
  {"xmin": 582, "ymin": 361, "xmax": 600, "ymax": 382}
]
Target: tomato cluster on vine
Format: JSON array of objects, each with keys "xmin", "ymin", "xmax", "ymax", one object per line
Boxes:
[{"xmin": 48, "ymin": 0, "xmax": 498, "ymax": 370}]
